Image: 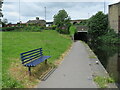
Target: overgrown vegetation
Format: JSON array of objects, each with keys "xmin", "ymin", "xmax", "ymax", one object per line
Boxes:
[
  {"xmin": 2, "ymin": 27, "xmax": 19, "ymax": 31},
  {"xmin": 87, "ymin": 11, "xmax": 120, "ymax": 44},
  {"xmin": 69, "ymin": 25, "xmax": 77, "ymax": 40},
  {"xmin": 94, "ymin": 76, "xmax": 115, "ymax": 88},
  {"xmin": 78, "ymin": 20, "xmax": 88, "ymax": 26},
  {"xmin": 98, "ymin": 29, "xmax": 120, "ymax": 44},
  {"xmin": 53, "ymin": 9, "xmax": 71, "ymax": 34},
  {"xmin": 2, "ymin": 30, "xmax": 72, "ymax": 88},
  {"xmin": 46, "ymin": 25, "xmax": 57, "ymax": 30},
  {"xmin": 87, "ymin": 11, "xmax": 108, "ymax": 42},
  {"xmin": 2, "ymin": 26, "xmax": 44, "ymax": 32},
  {"xmin": 12, "ymin": 26, "xmax": 42, "ymax": 32},
  {"xmin": 69, "ymin": 25, "xmax": 77, "ymax": 36}
]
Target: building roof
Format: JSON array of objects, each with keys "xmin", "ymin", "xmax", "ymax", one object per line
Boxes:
[
  {"xmin": 27, "ymin": 19, "xmax": 45, "ymax": 24},
  {"xmin": 109, "ymin": 2, "xmax": 120, "ymax": 6}
]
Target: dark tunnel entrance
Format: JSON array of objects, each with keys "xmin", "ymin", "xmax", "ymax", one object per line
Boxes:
[{"xmin": 74, "ymin": 32, "xmax": 88, "ymax": 42}]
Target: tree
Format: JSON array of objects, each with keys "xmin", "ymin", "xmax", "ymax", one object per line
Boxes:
[
  {"xmin": 2, "ymin": 18, "xmax": 8, "ymax": 24},
  {"xmin": 2, "ymin": 18, "xmax": 8, "ymax": 27},
  {"xmin": 0, "ymin": 0, "xmax": 3, "ymax": 17},
  {"xmin": 53, "ymin": 9, "xmax": 71, "ymax": 34},
  {"xmin": 0, "ymin": 0, "xmax": 3, "ymax": 23},
  {"xmin": 87, "ymin": 11, "xmax": 108, "ymax": 42}
]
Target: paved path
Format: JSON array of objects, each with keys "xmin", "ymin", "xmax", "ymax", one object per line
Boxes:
[{"xmin": 37, "ymin": 41, "xmax": 97, "ymax": 88}]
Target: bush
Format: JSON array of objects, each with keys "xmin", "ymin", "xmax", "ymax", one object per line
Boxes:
[
  {"xmin": 40, "ymin": 26, "xmax": 45, "ymax": 29},
  {"xmin": 45, "ymin": 25, "xmax": 57, "ymax": 30},
  {"xmin": 51, "ymin": 25, "xmax": 57, "ymax": 30},
  {"xmin": 2, "ymin": 27, "xmax": 20, "ymax": 31},
  {"xmin": 69, "ymin": 25, "xmax": 77, "ymax": 36},
  {"xmin": 98, "ymin": 29, "xmax": 120, "ymax": 44},
  {"xmin": 53, "ymin": 9, "xmax": 71, "ymax": 34},
  {"xmin": 60, "ymin": 29, "xmax": 68, "ymax": 34},
  {"xmin": 11, "ymin": 26, "xmax": 42, "ymax": 32},
  {"xmin": 87, "ymin": 11, "xmax": 108, "ymax": 41}
]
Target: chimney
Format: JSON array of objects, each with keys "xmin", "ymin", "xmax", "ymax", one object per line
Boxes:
[{"xmin": 36, "ymin": 17, "xmax": 39, "ymax": 20}]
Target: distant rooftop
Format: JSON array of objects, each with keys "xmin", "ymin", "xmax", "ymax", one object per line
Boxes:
[
  {"xmin": 109, "ymin": 2, "xmax": 120, "ymax": 6},
  {"xmin": 27, "ymin": 17, "xmax": 45, "ymax": 24},
  {"xmin": 27, "ymin": 20, "xmax": 45, "ymax": 23}
]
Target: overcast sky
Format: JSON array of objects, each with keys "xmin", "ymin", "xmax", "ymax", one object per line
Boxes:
[{"xmin": 2, "ymin": 0, "xmax": 119, "ymax": 24}]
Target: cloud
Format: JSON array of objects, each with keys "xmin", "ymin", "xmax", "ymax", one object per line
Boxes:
[
  {"xmin": 2, "ymin": 1, "xmax": 119, "ymax": 23},
  {"xmin": 20, "ymin": 3, "xmax": 44, "ymax": 17},
  {"xmin": 3, "ymin": 12, "xmax": 19, "ymax": 22},
  {"xmin": 4, "ymin": 0, "xmax": 120, "ymax": 2}
]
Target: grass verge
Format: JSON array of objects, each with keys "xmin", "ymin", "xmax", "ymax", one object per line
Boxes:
[
  {"xmin": 94, "ymin": 76, "xmax": 115, "ymax": 88},
  {"xmin": 2, "ymin": 30, "xmax": 72, "ymax": 88}
]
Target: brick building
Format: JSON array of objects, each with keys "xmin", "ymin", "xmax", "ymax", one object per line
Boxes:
[
  {"xmin": 27, "ymin": 17, "xmax": 46, "ymax": 26},
  {"xmin": 108, "ymin": 2, "xmax": 120, "ymax": 33}
]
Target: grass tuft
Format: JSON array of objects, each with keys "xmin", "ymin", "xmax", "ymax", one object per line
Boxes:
[{"xmin": 94, "ymin": 76, "xmax": 115, "ymax": 88}]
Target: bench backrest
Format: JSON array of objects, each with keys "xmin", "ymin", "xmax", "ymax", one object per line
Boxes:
[{"xmin": 20, "ymin": 48, "xmax": 43, "ymax": 64}]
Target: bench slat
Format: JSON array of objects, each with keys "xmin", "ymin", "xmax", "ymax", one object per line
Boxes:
[
  {"xmin": 22, "ymin": 54, "xmax": 41, "ymax": 64},
  {"xmin": 21, "ymin": 52, "xmax": 43, "ymax": 61},
  {"xmin": 21, "ymin": 50, "xmax": 42, "ymax": 58},
  {"xmin": 21, "ymin": 48, "xmax": 42, "ymax": 55},
  {"xmin": 24, "ymin": 56, "xmax": 51, "ymax": 67},
  {"xmin": 21, "ymin": 53, "xmax": 41, "ymax": 61}
]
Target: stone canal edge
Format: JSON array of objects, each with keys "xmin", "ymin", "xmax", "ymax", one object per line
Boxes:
[{"xmin": 82, "ymin": 41, "xmax": 118, "ymax": 88}]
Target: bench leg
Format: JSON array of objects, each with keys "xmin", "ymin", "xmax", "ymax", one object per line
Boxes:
[
  {"xmin": 45, "ymin": 59, "xmax": 47, "ymax": 64},
  {"xmin": 28, "ymin": 67, "xmax": 31, "ymax": 76}
]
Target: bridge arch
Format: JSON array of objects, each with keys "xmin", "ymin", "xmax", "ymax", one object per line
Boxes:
[
  {"xmin": 74, "ymin": 32, "xmax": 88, "ymax": 42},
  {"xmin": 74, "ymin": 25, "xmax": 88, "ymax": 42}
]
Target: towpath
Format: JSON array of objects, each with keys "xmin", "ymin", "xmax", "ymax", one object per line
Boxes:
[{"xmin": 37, "ymin": 41, "xmax": 97, "ymax": 88}]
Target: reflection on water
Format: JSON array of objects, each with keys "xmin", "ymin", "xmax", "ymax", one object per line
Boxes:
[{"xmin": 88, "ymin": 43, "xmax": 120, "ymax": 87}]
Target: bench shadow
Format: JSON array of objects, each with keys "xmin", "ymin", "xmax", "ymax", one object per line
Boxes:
[{"xmin": 31, "ymin": 62, "xmax": 53, "ymax": 80}]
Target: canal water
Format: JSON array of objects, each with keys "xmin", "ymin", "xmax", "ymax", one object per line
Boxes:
[{"xmin": 88, "ymin": 43, "xmax": 120, "ymax": 88}]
